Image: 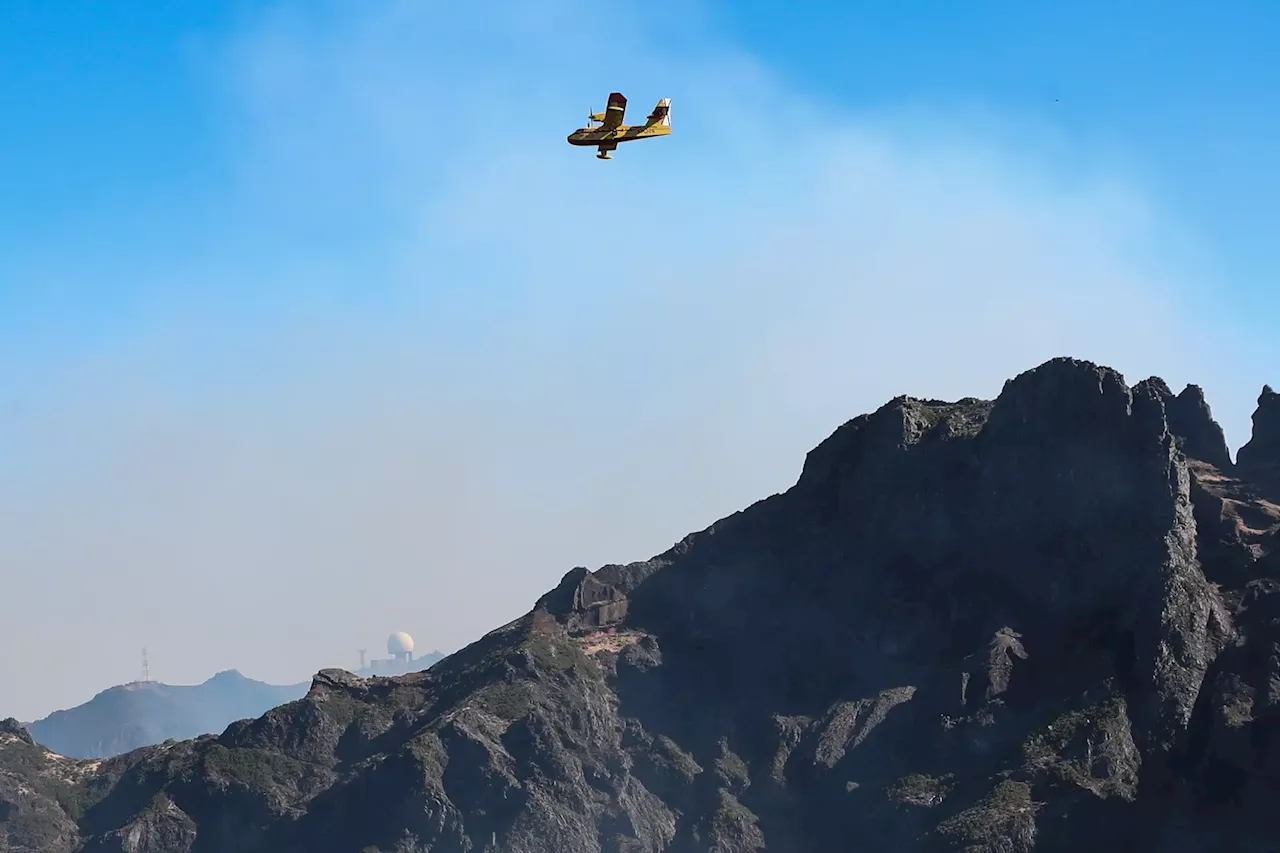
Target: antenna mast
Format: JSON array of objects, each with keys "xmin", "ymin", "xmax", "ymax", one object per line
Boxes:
[{"xmin": 141, "ymin": 647, "xmax": 151, "ymax": 683}]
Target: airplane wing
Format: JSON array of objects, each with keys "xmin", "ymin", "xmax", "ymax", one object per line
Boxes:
[{"xmin": 602, "ymin": 92, "xmax": 626, "ymax": 130}]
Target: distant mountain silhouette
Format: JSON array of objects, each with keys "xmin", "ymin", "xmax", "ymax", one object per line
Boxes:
[
  {"xmin": 25, "ymin": 671, "xmax": 310, "ymax": 759},
  {"xmin": 25, "ymin": 651, "xmax": 445, "ymax": 759}
]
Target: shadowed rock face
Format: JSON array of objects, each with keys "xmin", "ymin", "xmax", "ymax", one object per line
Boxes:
[
  {"xmin": 3, "ymin": 356, "xmax": 1280, "ymax": 853},
  {"xmin": 1166, "ymin": 383, "xmax": 1234, "ymax": 471},
  {"xmin": 1238, "ymin": 385, "xmax": 1280, "ymax": 486}
]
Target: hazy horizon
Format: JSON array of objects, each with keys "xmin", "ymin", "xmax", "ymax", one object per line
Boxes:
[
  {"xmin": 3, "ymin": 0, "xmax": 1278, "ymax": 722},
  {"xmin": 13, "ymin": 636, "xmax": 448, "ymax": 721}
]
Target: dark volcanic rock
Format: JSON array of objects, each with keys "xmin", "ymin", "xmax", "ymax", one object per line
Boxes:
[
  {"xmin": 1166, "ymin": 383, "xmax": 1235, "ymax": 470},
  {"xmin": 1237, "ymin": 385, "xmax": 1280, "ymax": 486},
  {"xmin": 2, "ymin": 356, "xmax": 1279, "ymax": 852},
  {"xmin": 539, "ymin": 567, "xmax": 631, "ymax": 632}
]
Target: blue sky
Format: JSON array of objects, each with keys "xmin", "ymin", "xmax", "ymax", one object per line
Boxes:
[
  {"xmin": 723, "ymin": 0, "xmax": 1279, "ymax": 294},
  {"xmin": 1, "ymin": 0, "xmax": 1277, "ymax": 720}
]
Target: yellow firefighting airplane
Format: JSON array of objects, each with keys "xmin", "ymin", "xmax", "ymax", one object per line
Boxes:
[{"xmin": 567, "ymin": 93, "xmax": 671, "ymax": 159}]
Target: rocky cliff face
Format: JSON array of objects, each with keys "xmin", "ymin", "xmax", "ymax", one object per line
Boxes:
[
  {"xmin": 1237, "ymin": 385, "xmax": 1280, "ymax": 486},
  {"xmin": 4, "ymin": 357, "xmax": 1280, "ymax": 853}
]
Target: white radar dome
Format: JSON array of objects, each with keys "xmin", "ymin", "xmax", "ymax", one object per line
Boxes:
[{"xmin": 387, "ymin": 631, "xmax": 415, "ymax": 656}]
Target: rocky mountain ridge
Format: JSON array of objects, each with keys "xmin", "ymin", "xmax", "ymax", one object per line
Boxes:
[{"xmin": 3, "ymin": 356, "xmax": 1279, "ymax": 852}]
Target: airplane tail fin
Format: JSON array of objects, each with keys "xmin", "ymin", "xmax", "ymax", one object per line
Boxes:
[{"xmin": 649, "ymin": 98, "xmax": 671, "ymax": 126}]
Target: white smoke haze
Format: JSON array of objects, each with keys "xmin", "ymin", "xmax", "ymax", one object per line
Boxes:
[{"xmin": 0, "ymin": 0, "xmax": 1271, "ymax": 721}]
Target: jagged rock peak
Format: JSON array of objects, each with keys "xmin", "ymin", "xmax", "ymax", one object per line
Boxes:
[
  {"xmin": 796, "ymin": 393, "xmax": 993, "ymax": 491},
  {"xmin": 1238, "ymin": 384, "xmax": 1280, "ymax": 481},
  {"xmin": 537, "ymin": 566, "xmax": 629, "ymax": 633},
  {"xmin": 796, "ymin": 357, "xmax": 1191, "ymax": 496},
  {"xmin": 537, "ymin": 566, "xmax": 592, "ymax": 616},
  {"xmin": 985, "ymin": 357, "xmax": 1155, "ymax": 443},
  {"xmin": 1157, "ymin": 382, "xmax": 1234, "ymax": 470},
  {"xmin": 0, "ymin": 717, "xmax": 35, "ymax": 745},
  {"xmin": 308, "ymin": 668, "xmax": 368, "ymax": 697}
]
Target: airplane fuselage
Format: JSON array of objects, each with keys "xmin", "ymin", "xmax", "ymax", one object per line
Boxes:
[{"xmin": 566, "ymin": 123, "xmax": 671, "ymax": 147}]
